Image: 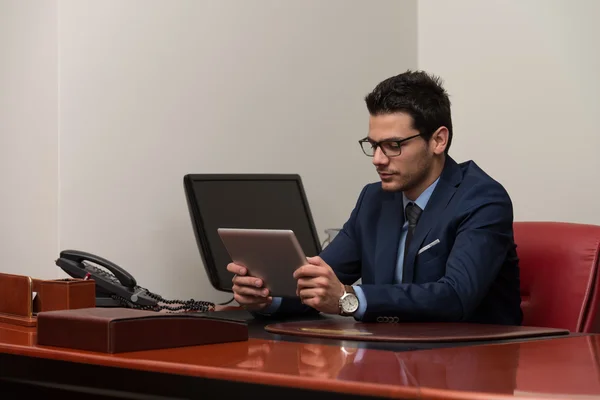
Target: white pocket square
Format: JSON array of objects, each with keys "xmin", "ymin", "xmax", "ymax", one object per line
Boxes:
[{"xmin": 418, "ymin": 239, "xmax": 440, "ymax": 255}]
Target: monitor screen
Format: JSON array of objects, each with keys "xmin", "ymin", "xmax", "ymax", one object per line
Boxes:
[{"xmin": 183, "ymin": 174, "xmax": 322, "ymax": 292}]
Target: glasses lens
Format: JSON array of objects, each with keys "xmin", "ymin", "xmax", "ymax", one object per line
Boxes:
[
  {"xmin": 360, "ymin": 141, "xmax": 375, "ymax": 156},
  {"xmin": 381, "ymin": 142, "xmax": 401, "ymax": 157}
]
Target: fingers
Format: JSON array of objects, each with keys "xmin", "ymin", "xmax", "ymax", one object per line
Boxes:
[
  {"xmin": 228, "ymin": 262, "xmax": 270, "ymax": 307},
  {"xmin": 229, "ymin": 262, "xmax": 265, "ymax": 292},
  {"xmin": 296, "ymin": 277, "xmax": 328, "ymax": 290},
  {"xmin": 306, "ymin": 256, "xmax": 323, "ymax": 265},
  {"xmin": 293, "ymin": 264, "xmax": 328, "ymax": 279},
  {"xmin": 232, "ymin": 278, "xmax": 269, "ymax": 305},
  {"xmin": 233, "ymin": 292, "xmax": 272, "ymax": 309},
  {"xmin": 298, "ymin": 295, "xmax": 321, "ymax": 310},
  {"xmin": 227, "ymin": 262, "xmax": 247, "ymax": 276},
  {"xmin": 233, "ymin": 274, "xmax": 264, "ymax": 289},
  {"xmin": 233, "ymin": 283, "xmax": 269, "ymax": 298},
  {"xmin": 297, "ymin": 287, "xmax": 325, "ymax": 301}
]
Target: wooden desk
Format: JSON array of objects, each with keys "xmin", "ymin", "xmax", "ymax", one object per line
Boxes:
[{"xmin": 0, "ymin": 321, "xmax": 599, "ymax": 399}]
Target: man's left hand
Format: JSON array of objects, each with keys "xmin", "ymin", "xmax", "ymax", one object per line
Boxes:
[{"xmin": 293, "ymin": 256, "xmax": 344, "ymax": 314}]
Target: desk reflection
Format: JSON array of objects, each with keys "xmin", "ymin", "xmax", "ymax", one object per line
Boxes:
[
  {"xmin": 116, "ymin": 335, "xmax": 600, "ymax": 398},
  {"xmin": 298, "ymin": 343, "xmax": 352, "ymax": 378},
  {"xmin": 229, "ymin": 338, "xmax": 520, "ymax": 392},
  {"xmin": 232, "ymin": 341, "xmax": 356, "ymax": 379},
  {"xmin": 337, "ymin": 342, "xmax": 519, "ymax": 394},
  {"xmin": 514, "ymin": 336, "xmax": 600, "ymax": 398},
  {"xmin": 394, "ymin": 344, "xmax": 520, "ymax": 393}
]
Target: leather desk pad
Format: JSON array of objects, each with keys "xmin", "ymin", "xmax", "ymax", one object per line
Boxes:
[{"xmin": 264, "ymin": 320, "xmax": 570, "ymax": 342}]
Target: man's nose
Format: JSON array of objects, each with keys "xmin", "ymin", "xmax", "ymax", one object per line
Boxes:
[{"xmin": 372, "ymin": 147, "xmax": 389, "ymax": 166}]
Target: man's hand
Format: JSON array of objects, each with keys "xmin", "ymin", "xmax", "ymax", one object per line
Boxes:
[
  {"xmin": 293, "ymin": 256, "xmax": 344, "ymax": 314},
  {"xmin": 227, "ymin": 263, "xmax": 272, "ymax": 311}
]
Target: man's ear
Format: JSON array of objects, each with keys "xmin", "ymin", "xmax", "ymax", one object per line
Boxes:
[{"xmin": 431, "ymin": 127, "xmax": 449, "ymax": 155}]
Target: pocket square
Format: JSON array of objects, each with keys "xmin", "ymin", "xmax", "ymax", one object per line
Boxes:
[{"xmin": 418, "ymin": 239, "xmax": 440, "ymax": 255}]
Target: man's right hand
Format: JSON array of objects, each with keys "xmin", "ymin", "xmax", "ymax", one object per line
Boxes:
[{"xmin": 227, "ymin": 262, "xmax": 272, "ymax": 311}]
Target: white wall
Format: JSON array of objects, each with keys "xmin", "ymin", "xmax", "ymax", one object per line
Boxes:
[
  {"xmin": 418, "ymin": 0, "xmax": 600, "ymax": 225},
  {"xmin": 0, "ymin": 1, "xmax": 59, "ymax": 278},
  {"xmin": 54, "ymin": 0, "xmax": 416, "ymax": 302}
]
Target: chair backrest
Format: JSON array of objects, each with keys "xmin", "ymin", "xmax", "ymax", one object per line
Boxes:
[{"xmin": 515, "ymin": 221, "xmax": 600, "ymax": 332}]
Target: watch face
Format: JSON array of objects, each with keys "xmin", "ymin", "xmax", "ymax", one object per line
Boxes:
[{"xmin": 342, "ymin": 294, "xmax": 359, "ymax": 313}]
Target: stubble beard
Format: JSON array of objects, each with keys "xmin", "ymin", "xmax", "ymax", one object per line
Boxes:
[{"xmin": 390, "ymin": 151, "xmax": 434, "ymax": 194}]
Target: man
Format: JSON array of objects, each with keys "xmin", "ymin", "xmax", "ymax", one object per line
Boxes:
[{"xmin": 228, "ymin": 70, "xmax": 523, "ymax": 325}]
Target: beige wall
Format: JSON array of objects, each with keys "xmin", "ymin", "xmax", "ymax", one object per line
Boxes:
[
  {"xmin": 418, "ymin": 0, "xmax": 600, "ymax": 225},
  {"xmin": 1, "ymin": 0, "xmax": 417, "ymax": 302},
  {"xmin": 0, "ymin": 1, "xmax": 58, "ymax": 278}
]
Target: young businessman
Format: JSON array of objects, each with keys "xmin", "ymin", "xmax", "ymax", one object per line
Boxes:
[{"xmin": 227, "ymin": 70, "xmax": 523, "ymax": 325}]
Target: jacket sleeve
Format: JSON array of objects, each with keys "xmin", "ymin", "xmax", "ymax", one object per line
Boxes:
[
  {"xmin": 319, "ymin": 184, "xmax": 369, "ymax": 284},
  {"xmin": 358, "ymin": 189, "xmax": 515, "ymax": 322}
]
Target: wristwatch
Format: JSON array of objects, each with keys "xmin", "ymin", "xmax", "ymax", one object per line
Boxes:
[{"xmin": 339, "ymin": 285, "xmax": 359, "ymax": 316}]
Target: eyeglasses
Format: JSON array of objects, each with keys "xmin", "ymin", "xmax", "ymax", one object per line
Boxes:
[{"xmin": 358, "ymin": 133, "xmax": 422, "ymax": 157}]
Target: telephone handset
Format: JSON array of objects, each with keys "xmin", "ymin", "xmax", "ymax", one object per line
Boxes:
[{"xmin": 56, "ymin": 249, "xmax": 215, "ymax": 313}]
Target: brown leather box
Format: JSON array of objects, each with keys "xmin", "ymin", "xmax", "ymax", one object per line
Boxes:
[
  {"xmin": 37, "ymin": 307, "xmax": 248, "ymax": 353},
  {"xmin": 33, "ymin": 278, "xmax": 96, "ymax": 312}
]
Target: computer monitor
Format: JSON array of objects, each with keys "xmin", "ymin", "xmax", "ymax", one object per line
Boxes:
[{"xmin": 183, "ymin": 174, "xmax": 322, "ymax": 293}]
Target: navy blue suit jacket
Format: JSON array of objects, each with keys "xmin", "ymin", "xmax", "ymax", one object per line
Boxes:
[{"xmin": 276, "ymin": 156, "xmax": 523, "ymax": 325}]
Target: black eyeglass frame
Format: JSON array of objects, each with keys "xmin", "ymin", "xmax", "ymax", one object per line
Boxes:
[{"xmin": 358, "ymin": 133, "xmax": 422, "ymax": 157}]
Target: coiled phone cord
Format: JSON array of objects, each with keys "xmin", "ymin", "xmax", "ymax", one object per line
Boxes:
[{"xmin": 111, "ymin": 289, "xmax": 215, "ymax": 313}]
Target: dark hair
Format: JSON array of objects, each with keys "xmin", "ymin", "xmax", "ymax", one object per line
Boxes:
[{"xmin": 364, "ymin": 70, "xmax": 453, "ymax": 154}]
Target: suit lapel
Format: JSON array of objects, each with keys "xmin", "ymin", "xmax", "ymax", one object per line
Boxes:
[
  {"xmin": 402, "ymin": 157, "xmax": 463, "ymax": 283},
  {"xmin": 375, "ymin": 191, "xmax": 404, "ymax": 284}
]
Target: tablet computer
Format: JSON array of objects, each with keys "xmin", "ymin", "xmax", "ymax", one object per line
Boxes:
[{"xmin": 217, "ymin": 228, "xmax": 306, "ymax": 298}]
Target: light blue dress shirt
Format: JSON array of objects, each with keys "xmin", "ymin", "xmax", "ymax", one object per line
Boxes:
[
  {"xmin": 260, "ymin": 177, "xmax": 440, "ymax": 318},
  {"xmin": 352, "ymin": 177, "xmax": 439, "ymax": 319}
]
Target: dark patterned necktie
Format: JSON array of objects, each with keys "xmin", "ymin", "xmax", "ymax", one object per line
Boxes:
[{"xmin": 404, "ymin": 202, "xmax": 423, "ymax": 263}]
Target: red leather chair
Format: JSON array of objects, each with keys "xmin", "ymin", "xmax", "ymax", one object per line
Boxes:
[{"xmin": 515, "ymin": 221, "xmax": 600, "ymax": 332}]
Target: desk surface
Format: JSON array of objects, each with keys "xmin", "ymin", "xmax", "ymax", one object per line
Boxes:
[{"xmin": 1, "ymin": 320, "xmax": 599, "ymax": 400}]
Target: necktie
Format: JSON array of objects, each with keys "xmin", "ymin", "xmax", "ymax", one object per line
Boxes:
[{"xmin": 403, "ymin": 202, "xmax": 423, "ymax": 276}]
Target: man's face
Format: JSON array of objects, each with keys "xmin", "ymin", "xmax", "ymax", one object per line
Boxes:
[{"xmin": 367, "ymin": 112, "xmax": 433, "ymax": 193}]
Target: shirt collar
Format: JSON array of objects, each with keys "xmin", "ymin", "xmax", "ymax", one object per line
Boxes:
[{"xmin": 402, "ymin": 177, "xmax": 440, "ymax": 214}]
